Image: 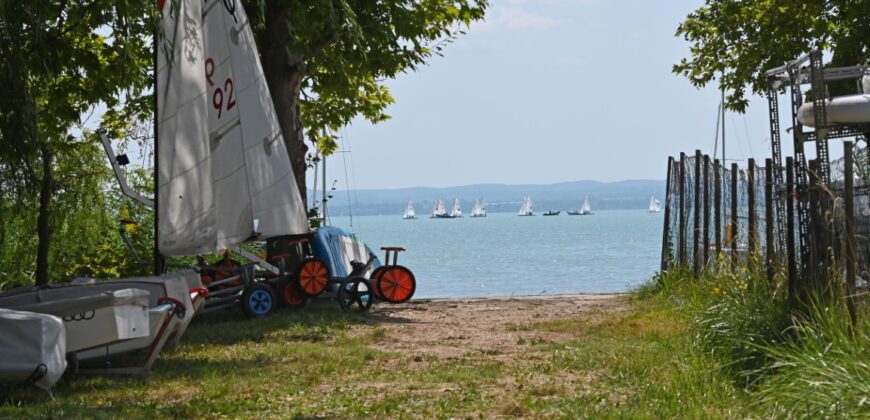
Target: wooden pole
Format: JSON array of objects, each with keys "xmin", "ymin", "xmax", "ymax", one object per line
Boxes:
[
  {"xmin": 661, "ymin": 156, "xmax": 674, "ymax": 271},
  {"xmin": 679, "ymin": 152, "xmax": 687, "ymax": 268},
  {"xmin": 808, "ymin": 160, "xmax": 823, "ymax": 290},
  {"xmin": 703, "ymin": 155, "xmax": 711, "ymax": 271},
  {"xmin": 843, "ymin": 141, "xmax": 857, "ymax": 325},
  {"xmin": 694, "ymin": 150, "xmax": 702, "ymax": 278},
  {"xmin": 748, "ymin": 159, "xmax": 757, "ymax": 267},
  {"xmin": 714, "ymin": 159, "xmax": 722, "ymax": 261},
  {"xmin": 731, "ymin": 162, "xmax": 739, "ymax": 265},
  {"xmin": 765, "ymin": 159, "xmax": 774, "ymax": 284},
  {"xmin": 786, "ymin": 157, "xmax": 797, "ymax": 308}
]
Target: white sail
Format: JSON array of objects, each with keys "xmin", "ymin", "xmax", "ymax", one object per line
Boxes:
[
  {"xmin": 403, "ymin": 200, "xmax": 416, "ymax": 219},
  {"xmin": 432, "ymin": 198, "xmax": 447, "ymax": 217},
  {"xmin": 471, "ymin": 198, "xmax": 486, "ymax": 217},
  {"xmin": 648, "ymin": 196, "xmax": 661, "ymax": 213},
  {"xmin": 202, "ymin": 0, "xmax": 307, "ymax": 243},
  {"xmin": 518, "ymin": 196, "xmax": 533, "ymax": 216},
  {"xmin": 581, "ymin": 196, "xmax": 591, "ymax": 214},
  {"xmin": 157, "ymin": 0, "xmax": 307, "ymax": 256},
  {"xmin": 157, "ymin": 0, "xmax": 214, "ymax": 256},
  {"xmin": 450, "ymin": 198, "xmax": 462, "ymax": 217}
]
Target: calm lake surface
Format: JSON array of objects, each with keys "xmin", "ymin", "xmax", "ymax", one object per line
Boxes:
[{"xmin": 329, "ymin": 210, "xmax": 662, "ymax": 298}]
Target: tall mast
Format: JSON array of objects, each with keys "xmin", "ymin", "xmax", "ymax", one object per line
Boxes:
[{"xmin": 153, "ymin": 6, "xmax": 163, "ymax": 275}]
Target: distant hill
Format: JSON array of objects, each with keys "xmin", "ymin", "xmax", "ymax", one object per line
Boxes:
[{"xmin": 314, "ymin": 180, "xmax": 665, "ymax": 217}]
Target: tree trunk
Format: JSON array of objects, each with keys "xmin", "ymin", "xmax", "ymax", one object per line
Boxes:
[
  {"xmin": 35, "ymin": 146, "xmax": 53, "ymax": 286},
  {"xmin": 261, "ymin": 1, "xmax": 309, "ymax": 209}
]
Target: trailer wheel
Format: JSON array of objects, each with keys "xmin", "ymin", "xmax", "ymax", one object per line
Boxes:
[
  {"xmin": 376, "ymin": 266, "xmax": 416, "ymax": 304},
  {"xmin": 241, "ymin": 283, "xmax": 276, "ymax": 317},
  {"xmin": 369, "ymin": 266, "xmax": 388, "ymax": 300},
  {"xmin": 295, "ymin": 258, "xmax": 330, "ymax": 296},
  {"xmin": 279, "ymin": 278, "xmax": 307, "ymax": 309},
  {"xmin": 338, "ymin": 277, "xmax": 374, "ymax": 313}
]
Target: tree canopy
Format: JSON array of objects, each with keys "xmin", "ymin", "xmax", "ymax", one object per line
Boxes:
[
  {"xmin": 673, "ymin": 0, "xmax": 870, "ymax": 112},
  {"xmin": 0, "ymin": 0, "xmax": 488, "ymax": 285}
]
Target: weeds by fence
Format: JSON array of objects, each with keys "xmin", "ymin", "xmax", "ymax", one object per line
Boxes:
[{"xmin": 660, "ymin": 142, "xmax": 868, "ymax": 312}]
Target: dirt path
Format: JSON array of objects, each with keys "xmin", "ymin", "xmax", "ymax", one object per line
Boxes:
[{"xmin": 363, "ymin": 294, "xmax": 628, "ymax": 361}]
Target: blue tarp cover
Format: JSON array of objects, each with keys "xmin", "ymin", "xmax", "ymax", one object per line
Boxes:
[{"xmin": 310, "ymin": 226, "xmax": 381, "ymax": 278}]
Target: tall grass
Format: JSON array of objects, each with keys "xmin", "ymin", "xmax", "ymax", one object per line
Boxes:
[{"xmin": 644, "ymin": 258, "xmax": 869, "ymax": 417}]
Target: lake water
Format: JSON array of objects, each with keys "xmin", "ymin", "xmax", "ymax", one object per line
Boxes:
[{"xmin": 328, "ymin": 210, "xmax": 662, "ymax": 298}]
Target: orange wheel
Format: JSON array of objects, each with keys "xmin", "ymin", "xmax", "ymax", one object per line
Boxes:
[
  {"xmin": 369, "ymin": 266, "xmax": 388, "ymax": 300},
  {"xmin": 295, "ymin": 258, "xmax": 330, "ymax": 296},
  {"xmin": 376, "ymin": 266, "xmax": 416, "ymax": 304}
]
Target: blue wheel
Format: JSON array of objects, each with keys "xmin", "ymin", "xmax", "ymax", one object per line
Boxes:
[{"xmin": 241, "ymin": 283, "xmax": 276, "ymax": 317}]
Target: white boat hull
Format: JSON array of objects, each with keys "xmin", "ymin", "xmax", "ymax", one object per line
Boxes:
[
  {"xmin": 0, "ymin": 288, "xmax": 151, "ymax": 353},
  {"xmin": 76, "ymin": 304, "xmax": 174, "ymax": 361},
  {"xmin": 69, "ymin": 270, "xmax": 206, "ymax": 353},
  {"xmin": 797, "ymin": 94, "xmax": 870, "ymax": 127}
]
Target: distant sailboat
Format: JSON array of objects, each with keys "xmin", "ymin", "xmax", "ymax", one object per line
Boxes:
[
  {"xmin": 431, "ymin": 198, "xmax": 448, "ymax": 218},
  {"xmin": 470, "ymin": 199, "xmax": 487, "ymax": 218},
  {"xmin": 648, "ymin": 196, "xmax": 661, "ymax": 213},
  {"xmin": 450, "ymin": 198, "xmax": 463, "ymax": 218},
  {"xmin": 518, "ymin": 196, "xmax": 534, "ymax": 216},
  {"xmin": 403, "ymin": 200, "xmax": 416, "ymax": 219},
  {"xmin": 568, "ymin": 195, "xmax": 592, "ymax": 215}
]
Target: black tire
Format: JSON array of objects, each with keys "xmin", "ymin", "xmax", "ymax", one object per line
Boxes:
[
  {"xmin": 337, "ymin": 277, "xmax": 374, "ymax": 313},
  {"xmin": 369, "ymin": 266, "xmax": 388, "ymax": 300},
  {"xmin": 63, "ymin": 353, "xmax": 79, "ymax": 381},
  {"xmin": 240, "ymin": 283, "xmax": 276, "ymax": 318},
  {"xmin": 279, "ymin": 277, "xmax": 308, "ymax": 309}
]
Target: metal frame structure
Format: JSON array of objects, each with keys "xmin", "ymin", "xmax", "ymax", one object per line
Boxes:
[{"xmin": 765, "ymin": 50, "xmax": 870, "ymax": 282}]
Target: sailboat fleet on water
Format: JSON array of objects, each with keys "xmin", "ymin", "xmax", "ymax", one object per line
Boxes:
[{"xmin": 404, "ymin": 194, "xmax": 662, "ymax": 218}]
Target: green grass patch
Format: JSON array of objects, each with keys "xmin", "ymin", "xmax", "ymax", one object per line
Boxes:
[
  {"xmin": 1, "ymin": 296, "xmax": 761, "ymax": 418},
  {"xmin": 646, "ymin": 265, "xmax": 870, "ymax": 418}
]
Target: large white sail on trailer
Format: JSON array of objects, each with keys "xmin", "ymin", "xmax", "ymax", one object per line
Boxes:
[{"xmin": 157, "ymin": 0, "xmax": 307, "ymax": 256}]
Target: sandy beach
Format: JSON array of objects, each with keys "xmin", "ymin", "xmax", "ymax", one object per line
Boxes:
[{"xmin": 359, "ymin": 294, "xmax": 629, "ymax": 361}]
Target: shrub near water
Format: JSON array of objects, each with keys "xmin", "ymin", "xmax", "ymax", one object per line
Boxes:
[{"xmin": 648, "ymin": 261, "xmax": 869, "ymax": 417}]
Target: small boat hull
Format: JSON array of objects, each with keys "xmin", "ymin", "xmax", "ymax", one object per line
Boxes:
[
  {"xmin": 0, "ymin": 288, "xmax": 151, "ymax": 353},
  {"xmin": 797, "ymin": 94, "xmax": 870, "ymax": 126}
]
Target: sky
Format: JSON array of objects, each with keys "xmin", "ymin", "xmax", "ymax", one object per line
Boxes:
[{"xmin": 317, "ymin": 0, "xmax": 802, "ymax": 191}]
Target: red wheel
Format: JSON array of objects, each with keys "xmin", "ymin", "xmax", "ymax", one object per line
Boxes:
[
  {"xmin": 376, "ymin": 266, "xmax": 416, "ymax": 304},
  {"xmin": 369, "ymin": 266, "xmax": 388, "ymax": 300},
  {"xmin": 280, "ymin": 279, "xmax": 307, "ymax": 309},
  {"xmin": 295, "ymin": 258, "xmax": 330, "ymax": 296}
]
